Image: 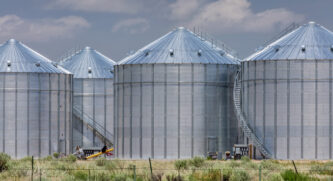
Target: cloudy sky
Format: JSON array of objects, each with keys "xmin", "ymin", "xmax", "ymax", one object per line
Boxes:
[{"xmin": 0, "ymin": 0, "xmax": 331, "ymax": 61}]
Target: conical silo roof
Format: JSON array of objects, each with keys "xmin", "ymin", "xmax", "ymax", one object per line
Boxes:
[
  {"xmin": 246, "ymin": 21, "xmax": 333, "ymax": 61},
  {"xmin": 119, "ymin": 27, "xmax": 239, "ymax": 65},
  {"xmin": 0, "ymin": 39, "xmax": 70, "ymax": 73},
  {"xmin": 61, "ymin": 46, "xmax": 116, "ymax": 78}
]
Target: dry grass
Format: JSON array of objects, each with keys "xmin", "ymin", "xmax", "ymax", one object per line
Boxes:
[{"xmin": 0, "ymin": 158, "xmax": 333, "ymax": 180}]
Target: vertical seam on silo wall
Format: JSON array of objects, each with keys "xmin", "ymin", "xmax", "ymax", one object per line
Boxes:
[
  {"xmin": 130, "ymin": 66, "xmax": 133, "ymax": 158},
  {"xmin": 38, "ymin": 74, "xmax": 41, "ymax": 157},
  {"xmin": 263, "ymin": 61, "xmax": 266, "ymax": 146},
  {"xmin": 140, "ymin": 64, "xmax": 143, "ymax": 158},
  {"xmin": 254, "ymin": 62, "xmax": 257, "ymax": 136},
  {"xmin": 301, "ymin": 61, "xmax": 304, "ymax": 159},
  {"xmin": 164, "ymin": 64, "xmax": 167, "ymax": 158},
  {"xmin": 104, "ymin": 78, "xmax": 107, "ymax": 146},
  {"xmin": 315, "ymin": 60, "xmax": 318, "ymax": 159},
  {"xmin": 247, "ymin": 62, "xmax": 249, "ymax": 143},
  {"xmin": 3, "ymin": 74, "xmax": 5, "ymax": 153},
  {"xmin": 178, "ymin": 64, "xmax": 180, "ymax": 159},
  {"xmin": 81, "ymin": 79, "xmax": 84, "ymax": 148},
  {"xmin": 15, "ymin": 73, "xmax": 17, "ymax": 158},
  {"xmin": 114, "ymin": 66, "xmax": 118, "ymax": 157},
  {"xmin": 274, "ymin": 61, "xmax": 277, "ymax": 158},
  {"xmin": 216, "ymin": 64, "xmax": 220, "ymax": 154},
  {"xmin": 287, "ymin": 60, "xmax": 290, "ymax": 159},
  {"xmin": 121, "ymin": 65, "xmax": 125, "ymax": 158},
  {"xmin": 49, "ymin": 74, "xmax": 51, "ymax": 155},
  {"xmin": 204, "ymin": 64, "xmax": 207, "ymax": 156},
  {"xmin": 191, "ymin": 64, "xmax": 194, "ymax": 158},
  {"xmin": 227, "ymin": 65, "xmax": 230, "ymax": 151},
  {"xmin": 152, "ymin": 64, "xmax": 154, "ymax": 158},
  {"xmin": 27, "ymin": 74, "xmax": 29, "ymax": 155},
  {"xmin": 57, "ymin": 74, "xmax": 60, "ymax": 153},
  {"xmin": 221, "ymin": 65, "xmax": 225, "ymax": 149},
  {"xmin": 329, "ymin": 60, "xmax": 332, "ymax": 159},
  {"xmin": 68, "ymin": 75, "xmax": 74, "ymax": 152},
  {"xmin": 93, "ymin": 78, "xmax": 96, "ymax": 146},
  {"xmin": 64, "ymin": 75, "xmax": 67, "ymax": 153}
]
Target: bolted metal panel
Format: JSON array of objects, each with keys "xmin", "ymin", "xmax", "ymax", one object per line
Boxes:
[
  {"xmin": 242, "ymin": 59, "xmax": 333, "ymax": 159},
  {"xmin": 0, "ymin": 72, "xmax": 72, "ymax": 158},
  {"xmin": 115, "ymin": 63, "xmax": 238, "ymax": 159}
]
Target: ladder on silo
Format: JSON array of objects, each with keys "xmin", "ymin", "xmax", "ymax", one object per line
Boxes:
[
  {"xmin": 73, "ymin": 105, "xmax": 113, "ymax": 147},
  {"xmin": 233, "ymin": 71, "xmax": 272, "ymax": 159}
]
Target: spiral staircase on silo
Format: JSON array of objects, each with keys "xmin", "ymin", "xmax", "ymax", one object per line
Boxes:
[{"xmin": 233, "ymin": 71, "xmax": 272, "ymax": 158}]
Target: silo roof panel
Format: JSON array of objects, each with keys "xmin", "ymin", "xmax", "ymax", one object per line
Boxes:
[
  {"xmin": 246, "ymin": 22, "xmax": 333, "ymax": 61},
  {"xmin": 119, "ymin": 27, "xmax": 240, "ymax": 65},
  {"xmin": 0, "ymin": 39, "xmax": 70, "ymax": 74},
  {"xmin": 61, "ymin": 47, "xmax": 116, "ymax": 78}
]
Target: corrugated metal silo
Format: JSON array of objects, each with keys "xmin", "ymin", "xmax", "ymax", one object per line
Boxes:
[
  {"xmin": 0, "ymin": 39, "xmax": 72, "ymax": 158},
  {"xmin": 61, "ymin": 47, "xmax": 116, "ymax": 149},
  {"xmin": 115, "ymin": 27, "xmax": 240, "ymax": 159},
  {"xmin": 239, "ymin": 22, "xmax": 333, "ymax": 159}
]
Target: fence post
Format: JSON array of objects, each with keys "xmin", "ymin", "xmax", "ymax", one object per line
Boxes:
[
  {"xmin": 133, "ymin": 165, "xmax": 136, "ymax": 181},
  {"xmin": 39, "ymin": 168, "xmax": 41, "ymax": 181},
  {"xmin": 220, "ymin": 169, "xmax": 223, "ymax": 181},
  {"xmin": 259, "ymin": 165, "xmax": 262, "ymax": 181},
  {"xmin": 149, "ymin": 157, "xmax": 153, "ymax": 180},
  {"xmin": 88, "ymin": 169, "xmax": 91, "ymax": 181},
  {"xmin": 31, "ymin": 156, "xmax": 34, "ymax": 181}
]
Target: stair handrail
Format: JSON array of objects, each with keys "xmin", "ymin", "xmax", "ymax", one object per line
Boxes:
[
  {"xmin": 72, "ymin": 104, "xmax": 113, "ymax": 146},
  {"xmin": 233, "ymin": 70, "xmax": 272, "ymax": 158}
]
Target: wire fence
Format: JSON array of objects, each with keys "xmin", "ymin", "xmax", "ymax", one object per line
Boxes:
[{"xmin": 3, "ymin": 158, "xmax": 333, "ymax": 180}]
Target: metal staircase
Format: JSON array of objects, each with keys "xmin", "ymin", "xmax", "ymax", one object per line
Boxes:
[
  {"xmin": 73, "ymin": 105, "xmax": 113, "ymax": 147},
  {"xmin": 233, "ymin": 71, "xmax": 272, "ymax": 158}
]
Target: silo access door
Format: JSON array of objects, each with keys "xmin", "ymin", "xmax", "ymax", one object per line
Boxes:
[{"xmin": 207, "ymin": 137, "xmax": 218, "ymax": 159}]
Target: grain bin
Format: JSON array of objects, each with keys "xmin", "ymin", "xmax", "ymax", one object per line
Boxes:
[
  {"xmin": 0, "ymin": 39, "xmax": 72, "ymax": 158},
  {"xmin": 239, "ymin": 22, "xmax": 333, "ymax": 159},
  {"xmin": 61, "ymin": 47, "xmax": 116, "ymax": 149},
  {"xmin": 115, "ymin": 27, "xmax": 240, "ymax": 159}
]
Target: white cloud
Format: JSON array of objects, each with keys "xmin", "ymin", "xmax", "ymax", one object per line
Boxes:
[
  {"xmin": 112, "ymin": 18, "xmax": 150, "ymax": 34},
  {"xmin": 0, "ymin": 15, "xmax": 90, "ymax": 42},
  {"xmin": 47, "ymin": 0, "xmax": 144, "ymax": 14},
  {"xmin": 168, "ymin": 0, "xmax": 202, "ymax": 20},
  {"xmin": 185, "ymin": 0, "xmax": 304, "ymax": 33}
]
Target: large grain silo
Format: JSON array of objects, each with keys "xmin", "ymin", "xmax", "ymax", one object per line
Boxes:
[
  {"xmin": 0, "ymin": 39, "xmax": 72, "ymax": 158},
  {"xmin": 115, "ymin": 27, "xmax": 240, "ymax": 159},
  {"xmin": 61, "ymin": 47, "xmax": 116, "ymax": 149},
  {"xmin": 236, "ymin": 21, "xmax": 333, "ymax": 159}
]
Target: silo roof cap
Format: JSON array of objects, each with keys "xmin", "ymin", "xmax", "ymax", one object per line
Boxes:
[
  {"xmin": 118, "ymin": 27, "xmax": 240, "ymax": 65},
  {"xmin": 61, "ymin": 46, "xmax": 116, "ymax": 78},
  {"xmin": 0, "ymin": 39, "xmax": 70, "ymax": 73},
  {"xmin": 246, "ymin": 21, "xmax": 333, "ymax": 61}
]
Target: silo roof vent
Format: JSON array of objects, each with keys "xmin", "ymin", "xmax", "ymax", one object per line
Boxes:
[
  {"xmin": 219, "ymin": 50, "xmax": 225, "ymax": 56},
  {"xmin": 197, "ymin": 49, "xmax": 202, "ymax": 57},
  {"xmin": 169, "ymin": 49, "xmax": 174, "ymax": 57},
  {"xmin": 35, "ymin": 62, "xmax": 41, "ymax": 67},
  {"xmin": 330, "ymin": 45, "xmax": 333, "ymax": 52},
  {"xmin": 52, "ymin": 62, "xmax": 58, "ymax": 67},
  {"xmin": 60, "ymin": 46, "xmax": 116, "ymax": 78},
  {"xmin": 7, "ymin": 60, "xmax": 11, "ymax": 67},
  {"xmin": 301, "ymin": 45, "xmax": 306, "ymax": 52},
  {"xmin": 144, "ymin": 49, "xmax": 150, "ymax": 57}
]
